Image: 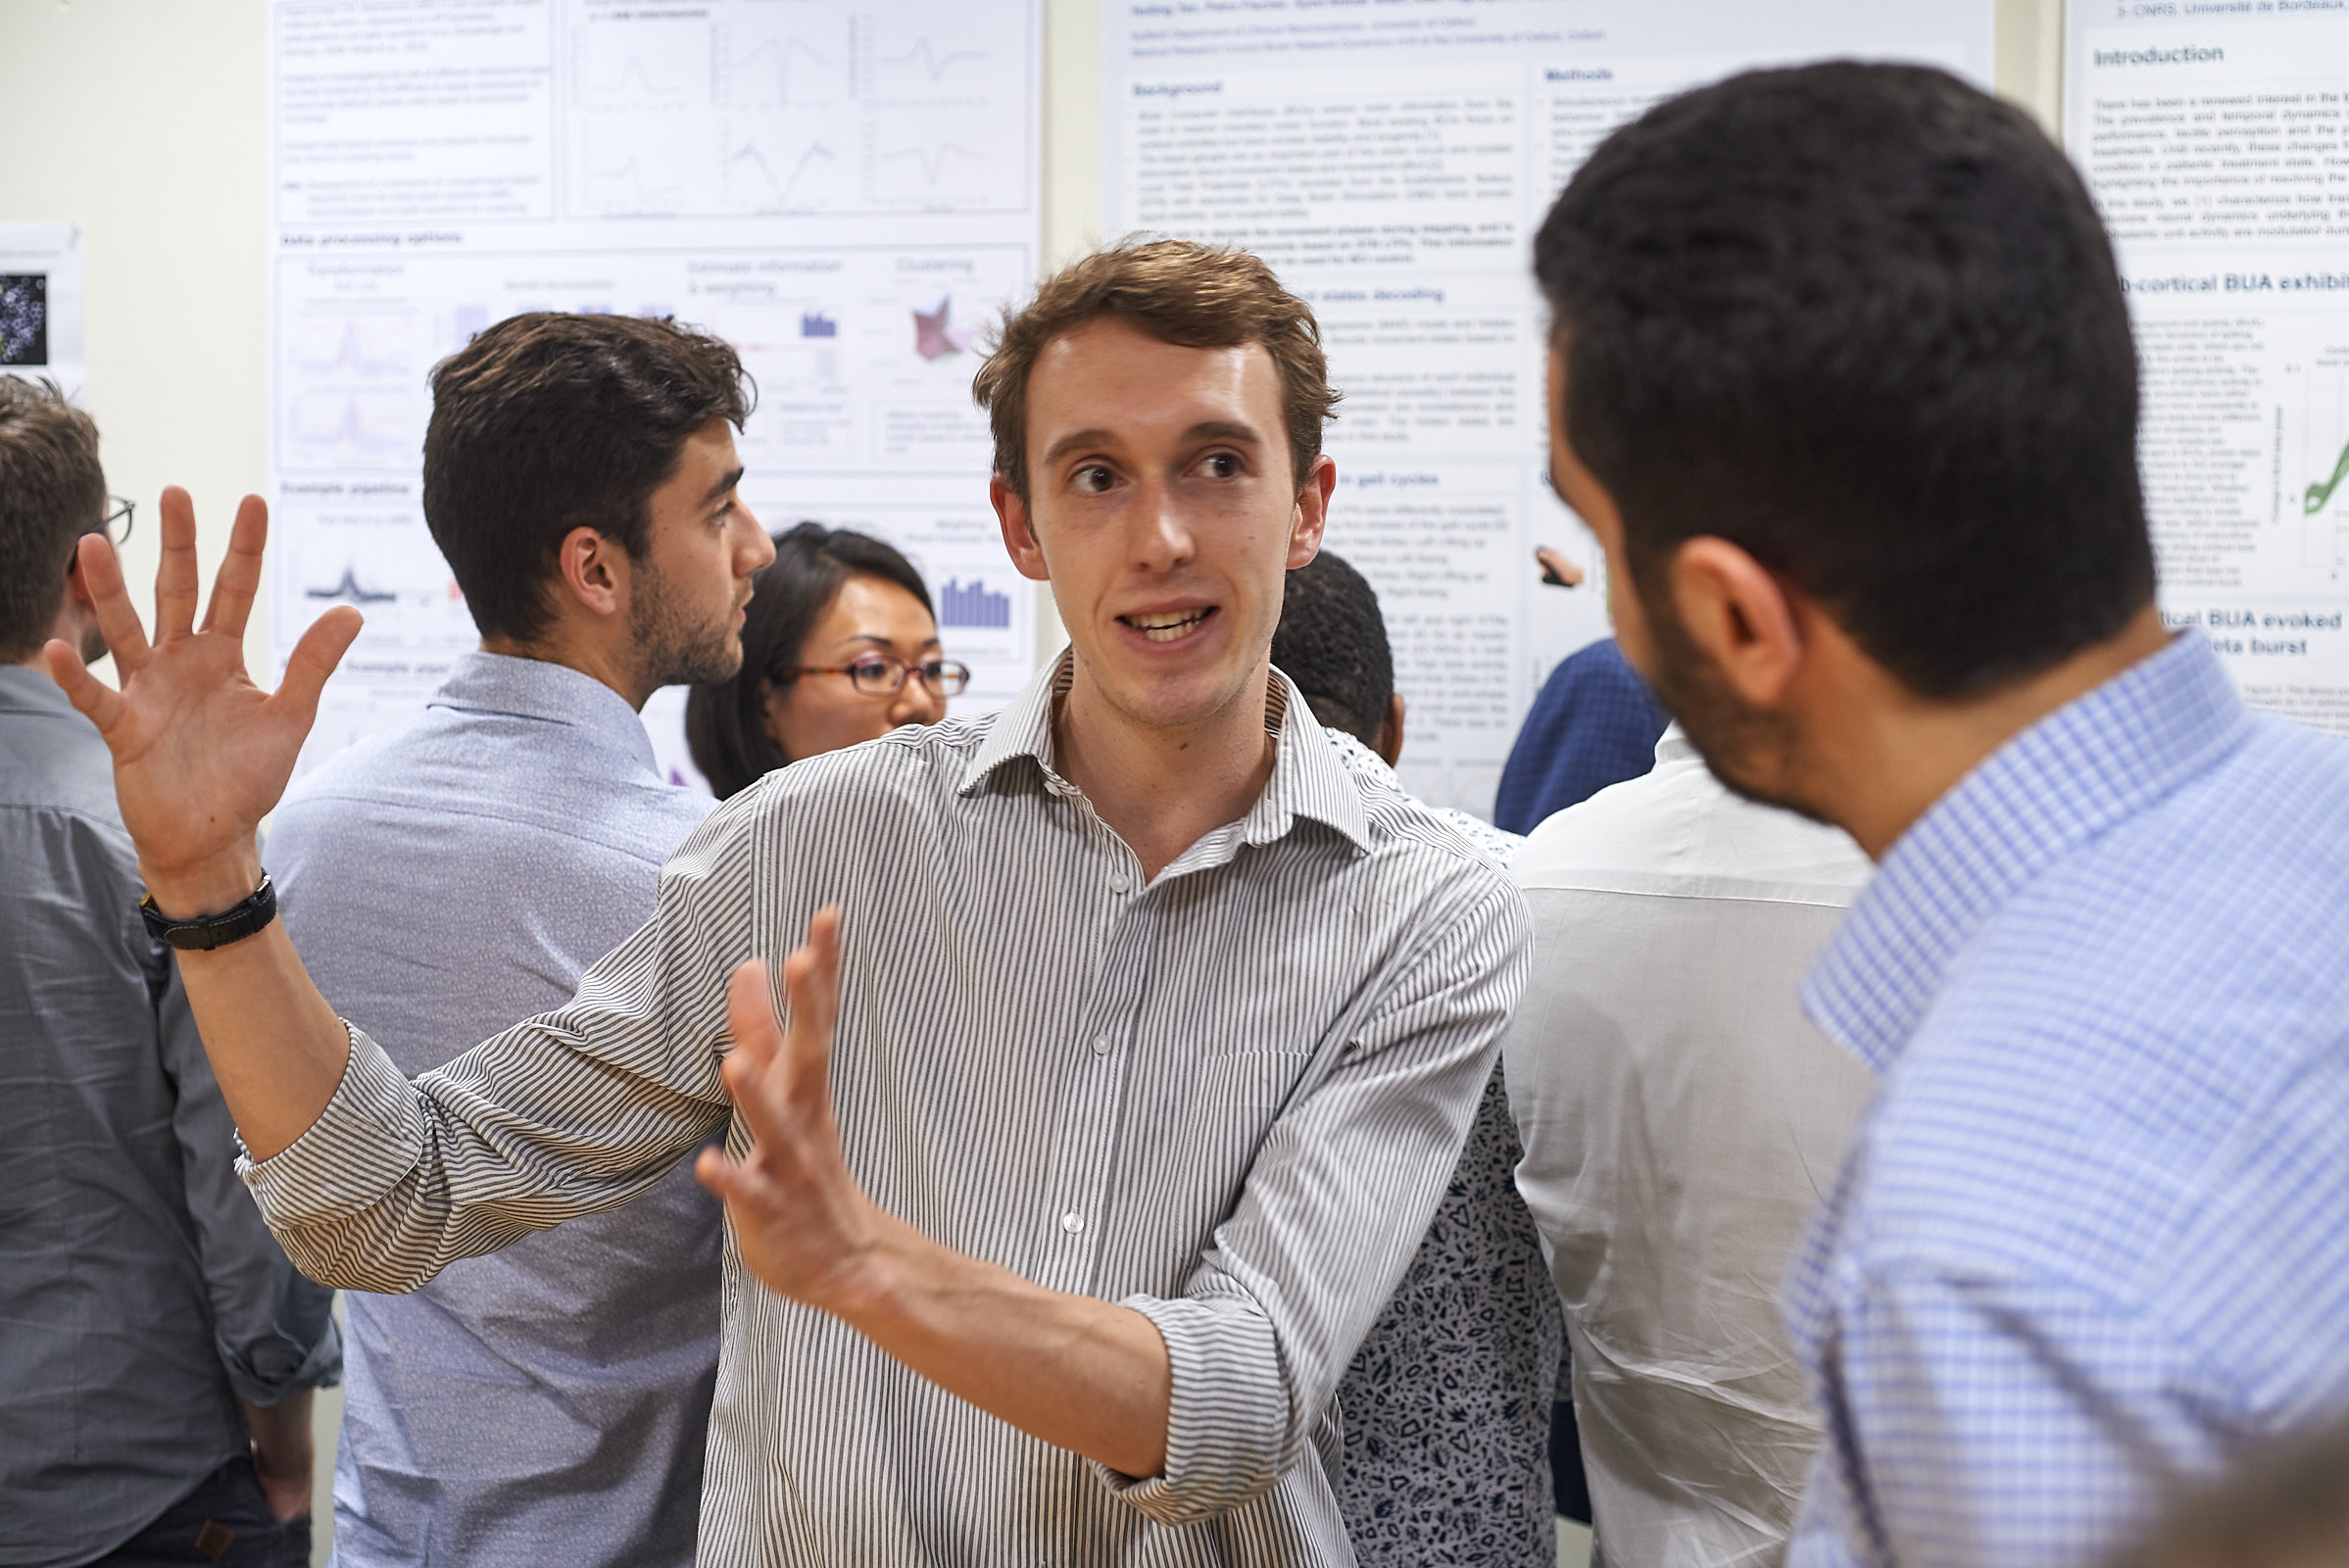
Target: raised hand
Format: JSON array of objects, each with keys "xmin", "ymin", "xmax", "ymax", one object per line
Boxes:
[
  {"xmin": 44, "ymin": 487, "xmax": 363, "ymax": 915},
  {"xmin": 696, "ymin": 907, "xmax": 898, "ymax": 1314}
]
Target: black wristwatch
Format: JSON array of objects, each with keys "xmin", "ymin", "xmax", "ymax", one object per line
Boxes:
[{"xmin": 140, "ymin": 874, "xmax": 278, "ymax": 952}]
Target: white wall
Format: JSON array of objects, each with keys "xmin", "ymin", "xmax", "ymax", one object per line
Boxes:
[{"xmin": 2, "ymin": 0, "xmax": 270, "ymax": 666}]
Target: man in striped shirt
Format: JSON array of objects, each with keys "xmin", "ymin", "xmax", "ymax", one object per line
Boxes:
[{"xmin": 46, "ymin": 239, "xmax": 1533, "ymax": 1565}]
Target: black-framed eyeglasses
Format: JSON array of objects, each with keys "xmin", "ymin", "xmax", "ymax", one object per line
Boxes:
[
  {"xmin": 785, "ymin": 655, "xmax": 970, "ymax": 698},
  {"xmin": 92, "ymin": 494, "xmax": 134, "ymax": 547}
]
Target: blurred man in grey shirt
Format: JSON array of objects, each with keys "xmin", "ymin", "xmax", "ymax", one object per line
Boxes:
[
  {"xmin": 1505, "ymin": 726, "xmax": 1874, "ymax": 1567},
  {"xmin": 0, "ymin": 376, "xmax": 340, "ymax": 1568}
]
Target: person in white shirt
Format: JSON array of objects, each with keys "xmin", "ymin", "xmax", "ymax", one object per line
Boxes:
[{"xmin": 1503, "ymin": 725, "xmax": 1874, "ymax": 1567}]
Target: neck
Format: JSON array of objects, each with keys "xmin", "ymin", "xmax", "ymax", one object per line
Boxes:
[
  {"xmin": 479, "ymin": 627, "xmax": 648, "ymax": 710},
  {"xmin": 1052, "ymin": 659, "xmax": 1279, "ymax": 881},
  {"xmin": 1808, "ymin": 604, "xmax": 2174, "ymax": 858}
]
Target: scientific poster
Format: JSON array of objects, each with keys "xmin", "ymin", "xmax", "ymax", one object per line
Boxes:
[
  {"xmin": 1103, "ymin": 2, "xmax": 1994, "ymax": 815},
  {"xmin": 2066, "ymin": 7, "xmax": 2349, "ymax": 736},
  {"xmin": 0, "ymin": 224, "xmax": 86, "ymax": 401},
  {"xmin": 269, "ymin": 0, "xmax": 1042, "ymax": 784}
]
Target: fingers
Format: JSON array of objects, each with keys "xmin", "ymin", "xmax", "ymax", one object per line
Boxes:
[
  {"xmin": 1535, "ymin": 546, "xmax": 1587, "ymax": 588},
  {"xmin": 724, "ymin": 958, "xmax": 785, "ymax": 1072},
  {"xmin": 694, "ymin": 1143, "xmax": 772, "ymax": 1207},
  {"xmin": 783, "ymin": 906, "xmax": 845, "ymax": 1104},
  {"xmin": 76, "ymin": 531, "xmax": 154, "ymax": 672},
  {"xmin": 43, "ymin": 639, "xmax": 127, "ymax": 737},
  {"xmin": 201, "ymin": 494, "xmax": 269, "ymax": 639},
  {"xmin": 718, "ymin": 907, "xmax": 845, "ymax": 1164},
  {"xmin": 268, "ymin": 605, "xmax": 363, "ymax": 726},
  {"xmin": 155, "ymin": 487, "xmax": 202, "ymax": 640}
]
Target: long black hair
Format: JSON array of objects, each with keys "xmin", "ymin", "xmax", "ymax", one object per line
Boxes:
[{"xmin": 684, "ymin": 522, "xmax": 933, "ymax": 798}]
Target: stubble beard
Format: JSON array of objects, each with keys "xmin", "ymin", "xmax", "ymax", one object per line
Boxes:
[
  {"xmin": 631, "ymin": 557, "xmax": 745, "ymax": 691},
  {"xmin": 1637, "ymin": 587, "xmax": 1830, "ymax": 826}
]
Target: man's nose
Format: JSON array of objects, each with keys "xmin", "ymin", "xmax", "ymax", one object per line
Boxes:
[
  {"xmin": 737, "ymin": 503, "xmax": 775, "ymax": 571},
  {"xmin": 1130, "ymin": 479, "xmax": 1198, "ymax": 571}
]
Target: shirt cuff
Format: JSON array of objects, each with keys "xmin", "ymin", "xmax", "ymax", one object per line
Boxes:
[
  {"xmin": 1090, "ymin": 1291, "xmax": 1296, "ymax": 1526},
  {"xmin": 237, "ymin": 1022, "xmax": 425, "ymax": 1229}
]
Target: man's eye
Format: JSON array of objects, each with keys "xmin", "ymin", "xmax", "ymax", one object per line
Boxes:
[
  {"xmin": 1200, "ymin": 453, "xmax": 1240, "ymax": 478},
  {"xmin": 1074, "ymin": 465, "xmax": 1114, "ymax": 493}
]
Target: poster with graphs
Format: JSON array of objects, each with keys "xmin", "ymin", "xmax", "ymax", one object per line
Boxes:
[
  {"xmin": 2066, "ymin": 8, "xmax": 2349, "ymax": 735},
  {"xmin": 1102, "ymin": 0, "xmax": 1994, "ymax": 817},
  {"xmin": 269, "ymin": 0, "xmax": 1041, "ymax": 784}
]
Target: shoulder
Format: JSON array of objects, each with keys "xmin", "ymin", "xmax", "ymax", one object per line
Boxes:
[
  {"xmin": 1516, "ymin": 751, "xmax": 1870, "ymax": 903},
  {"xmin": 1859, "ymin": 722, "xmax": 2349, "ymax": 1320},
  {"xmin": 676, "ymin": 712, "xmax": 992, "ymax": 864}
]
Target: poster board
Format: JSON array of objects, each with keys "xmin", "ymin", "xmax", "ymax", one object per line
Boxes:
[
  {"xmin": 268, "ymin": 0, "xmax": 1044, "ymax": 785},
  {"xmin": 2065, "ymin": 6, "xmax": 2349, "ymax": 736},
  {"xmin": 1102, "ymin": 1, "xmax": 1996, "ymax": 816}
]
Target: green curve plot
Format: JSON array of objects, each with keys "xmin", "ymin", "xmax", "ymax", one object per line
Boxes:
[{"xmin": 2309, "ymin": 436, "xmax": 2349, "ymax": 516}]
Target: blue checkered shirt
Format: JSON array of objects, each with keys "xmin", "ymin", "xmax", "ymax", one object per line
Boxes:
[
  {"xmin": 1493, "ymin": 638, "xmax": 1667, "ymax": 836},
  {"xmin": 1784, "ymin": 632, "xmax": 2349, "ymax": 1568}
]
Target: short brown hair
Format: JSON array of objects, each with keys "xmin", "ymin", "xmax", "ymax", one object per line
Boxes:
[
  {"xmin": 422, "ymin": 313, "xmax": 752, "ymax": 644},
  {"xmin": 972, "ymin": 237, "xmax": 1338, "ymax": 498},
  {"xmin": 0, "ymin": 376, "xmax": 105, "ymax": 661}
]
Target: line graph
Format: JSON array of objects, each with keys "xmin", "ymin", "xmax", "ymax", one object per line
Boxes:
[
  {"xmin": 582, "ymin": 57, "xmax": 690, "ymax": 103},
  {"xmin": 283, "ymin": 392, "xmax": 418, "ymax": 469},
  {"xmin": 288, "ymin": 313, "xmax": 412, "ymax": 380},
  {"xmin": 875, "ymin": 140, "xmax": 986, "ymax": 185},
  {"xmin": 879, "ymin": 38, "xmax": 984, "ymax": 83},
  {"xmin": 2307, "ymin": 436, "xmax": 2349, "ymax": 516},
  {"xmin": 720, "ymin": 34, "xmax": 839, "ymax": 107},
  {"xmin": 305, "ymin": 566, "xmax": 398, "ymax": 606},
  {"xmin": 724, "ymin": 136, "xmax": 840, "ymax": 209},
  {"xmin": 584, "ymin": 157, "xmax": 689, "ymax": 210},
  {"xmin": 571, "ymin": 12, "xmax": 706, "ymax": 107},
  {"xmin": 560, "ymin": 0, "xmax": 1027, "ymax": 220},
  {"xmin": 2284, "ymin": 352, "xmax": 2349, "ymax": 581}
]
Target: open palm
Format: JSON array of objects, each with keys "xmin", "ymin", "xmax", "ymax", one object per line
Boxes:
[{"xmin": 45, "ymin": 487, "xmax": 362, "ymax": 900}]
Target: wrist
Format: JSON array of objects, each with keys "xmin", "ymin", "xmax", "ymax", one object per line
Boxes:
[
  {"xmin": 139, "ymin": 847, "xmax": 266, "ymax": 921},
  {"xmin": 816, "ymin": 1217, "xmax": 926, "ymax": 1330}
]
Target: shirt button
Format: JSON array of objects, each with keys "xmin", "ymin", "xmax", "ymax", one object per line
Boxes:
[
  {"xmin": 1107, "ymin": 871, "xmax": 1131, "ymax": 894},
  {"xmin": 1060, "ymin": 1210, "xmax": 1085, "ymax": 1235},
  {"xmin": 1091, "ymin": 1034, "xmax": 1113, "ymax": 1056}
]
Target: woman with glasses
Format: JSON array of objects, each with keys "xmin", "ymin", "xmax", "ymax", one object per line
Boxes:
[{"xmin": 685, "ymin": 522, "xmax": 967, "ymax": 799}]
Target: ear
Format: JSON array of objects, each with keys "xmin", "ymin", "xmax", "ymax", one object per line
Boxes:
[
  {"xmin": 65, "ymin": 550, "xmax": 99, "ymax": 611},
  {"xmin": 1375, "ymin": 691, "xmax": 1405, "ymax": 768},
  {"xmin": 1288, "ymin": 455, "xmax": 1337, "ymax": 569},
  {"xmin": 1662, "ymin": 538, "xmax": 1805, "ymax": 708},
  {"xmin": 555, "ymin": 524, "xmax": 627, "ymax": 620},
  {"xmin": 991, "ymin": 475, "xmax": 1052, "ymax": 584}
]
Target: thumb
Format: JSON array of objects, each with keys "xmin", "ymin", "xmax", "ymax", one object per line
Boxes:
[{"xmin": 269, "ymin": 605, "xmax": 363, "ymax": 725}]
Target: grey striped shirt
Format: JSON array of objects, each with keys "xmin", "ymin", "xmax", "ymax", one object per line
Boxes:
[{"xmin": 241, "ymin": 656, "xmax": 1532, "ymax": 1566}]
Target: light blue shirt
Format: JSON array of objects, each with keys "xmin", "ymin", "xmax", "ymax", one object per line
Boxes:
[
  {"xmin": 1783, "ymin": 632, "xmax": 2349, "ymax": 1567},
  {"xmin": 269, "ymin": 653, "xmax": 720, "ymax": 1568}
]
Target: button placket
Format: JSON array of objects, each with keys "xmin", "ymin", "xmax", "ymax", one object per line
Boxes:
[{"xmin": 1032, "ymin": 893, "xmax": 1150, "ymax": 1295}]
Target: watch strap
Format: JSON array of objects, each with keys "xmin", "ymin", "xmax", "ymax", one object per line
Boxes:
[{"xmin": 140, "ymin": 874, "xmax": 278, "ymax": 953}]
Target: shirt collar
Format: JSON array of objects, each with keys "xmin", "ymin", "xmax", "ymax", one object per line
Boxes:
[
  {"xmin": 0, "ymin": 662, "xmax": 87, "ymax": 722},
  {"xmin": 430, "ymin": 651, "xmax": 661, "ymax": 774},
  {"xmin": 1653, "ymin": 721, "xmax": 1698, "ymax": 767},
  {"xmin": 959, "ymin": 649, "xmax": 1374, "ymax": 854},
  {"xmin": 1803, "ymin": 631, "xmax": 2252, "ymax": 1072}
]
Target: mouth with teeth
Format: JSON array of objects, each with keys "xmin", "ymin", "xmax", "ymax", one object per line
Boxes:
[{"xmin": 1120, "ymin": 607, "xmax": 1216, "ymax": 644}]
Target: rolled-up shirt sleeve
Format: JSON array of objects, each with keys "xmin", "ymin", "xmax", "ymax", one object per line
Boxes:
[
  {"xmin": 1099, "ymin": 872, "xmax": 1533, "ymax": 1523},
  {"xmin": 237, "ymin": 795, "xmax": 759, "ymax": 1293},
  {"xmin": 159, "ymin": 956, "xmax": 342, "ymax": 1406}
]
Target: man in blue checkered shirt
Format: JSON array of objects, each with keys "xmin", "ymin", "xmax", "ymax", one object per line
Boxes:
[{"xmin": 1527, "ymin": 64, "xmax": 2349, "ymax": 1568}]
